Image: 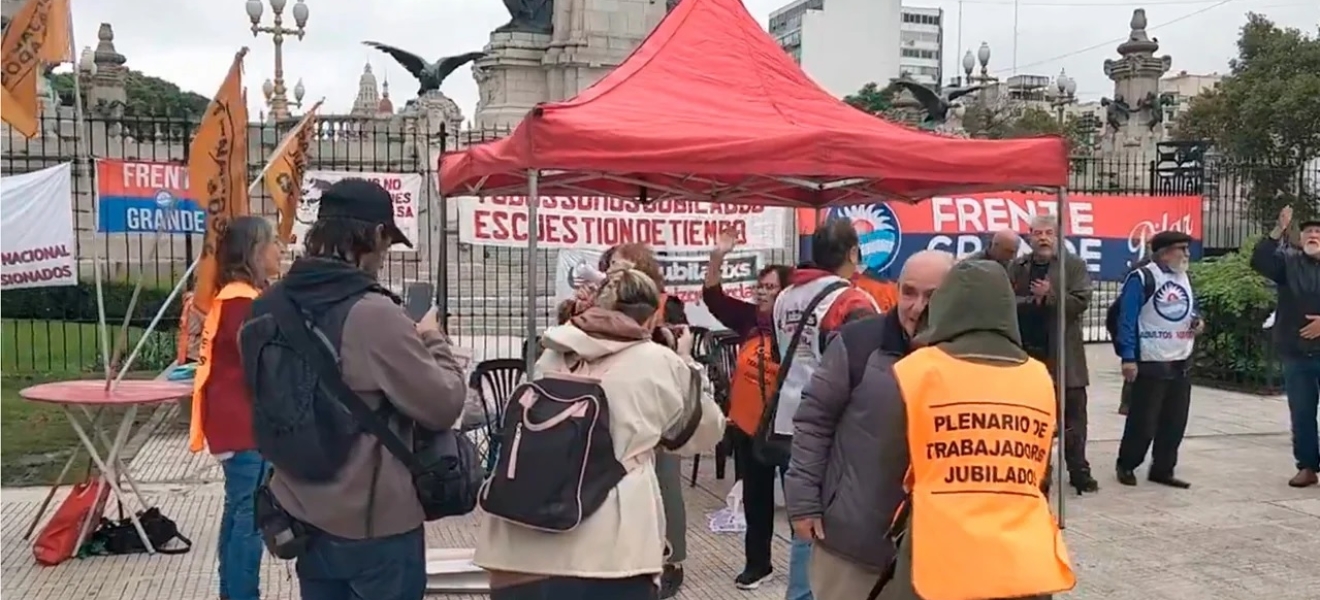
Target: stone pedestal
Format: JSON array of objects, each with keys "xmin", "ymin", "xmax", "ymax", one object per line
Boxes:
[
  {"xmin": 541, "ymin": 0, "xmax": 668, "ymax": 101},
  {"xmin": 404, "ymin": 90, "xmax": 465, "ymax": 137},
  {"xmin": 473, "ymin": 31, "xmax": 552, "ymax": 130}
]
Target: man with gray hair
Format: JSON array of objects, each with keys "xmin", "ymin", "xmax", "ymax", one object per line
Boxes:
[
  {"xmin": 786, "ymin": 250, "xmax": 955, "ymax": 600},
  {"xmin": 1008, "ymin": 213, "xmax": 1097, "ymax": 494},
  {"xmin": 967, "ymin": 229, "xmax": 1022, "ymax": 268}
]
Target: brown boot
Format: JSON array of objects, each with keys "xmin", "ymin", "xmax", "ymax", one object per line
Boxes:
[{"xmin": 1288, "ymin": 469, "xmax": 1318, "ymax": 488}]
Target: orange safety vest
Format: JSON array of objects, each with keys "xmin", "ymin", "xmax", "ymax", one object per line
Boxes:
[
  {"xmin": 854, "ymin": 276, "xmax": 897, "ymax": 313},
  {"xmin": 189, "ymin": 282, "xmax": 261, "ymax": 453},
  {"xmin": 892, "ymin": 347, "xmax": 1075, "ymax": 600},
  {"xmin": 727, "ymin": 334, "xmax": 775, "ymax": 435}
]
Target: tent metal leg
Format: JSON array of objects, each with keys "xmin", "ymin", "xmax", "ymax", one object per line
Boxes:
[
  {"xmin": 525, "ymin": 170, "xmax": 541, "ymax": 374},
  {"xmin": 1055, "ymin": 187, "xmax": 1069, "ymax": 529}
]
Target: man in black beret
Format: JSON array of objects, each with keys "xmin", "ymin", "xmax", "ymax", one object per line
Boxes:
[{"xmin": 1114, "ymin": 229, "xmax": 1201, "ymax": 488}]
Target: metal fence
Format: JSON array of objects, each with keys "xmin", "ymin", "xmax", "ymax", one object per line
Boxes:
[{"xmin": 2, "ymin": 116, "xmax": 1314, "ymax": 379}]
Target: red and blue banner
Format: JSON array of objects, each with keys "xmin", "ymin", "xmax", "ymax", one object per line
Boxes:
[
  {"xmin": 797, "ymin": 192, "xmax": 1202, "ymax": 281},
  {"xmin": 96, "ymin": 159, "xmax": 205, "ymax": 234}
]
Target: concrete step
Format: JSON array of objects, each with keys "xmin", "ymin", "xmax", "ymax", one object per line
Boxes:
[{"xmin": 425, "ymin": 548, "xmax": 488, "ymax": 594}]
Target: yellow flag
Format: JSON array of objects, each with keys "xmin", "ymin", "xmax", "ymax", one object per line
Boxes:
[
  {"xmin": 263, "ymin": 100, "xmax": 322, "ymax": 244},
  {"xmin": 190, "ymin": 48, "xmax": 251, "ymax": 315},
  {"xmin": 0, "ymin": 0, "xmax": 73, "ymax": 138}
]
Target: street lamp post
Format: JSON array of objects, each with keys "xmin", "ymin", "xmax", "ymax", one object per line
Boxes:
[
  {"xmin": 1052, "ymin": 69, "xmax": 1077, "ymax": 124},
  {"xmin": 245, "ymin": 0, "xmax": 309, "ymax": 122}
]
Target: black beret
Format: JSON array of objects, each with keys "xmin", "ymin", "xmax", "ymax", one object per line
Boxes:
[{"xmin": 1149, "ymin": 230, "xmax": 1193, "ymax": 253}]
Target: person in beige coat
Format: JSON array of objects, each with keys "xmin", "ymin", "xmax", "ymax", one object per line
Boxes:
[{"xmin": 475, "ymin": 261, "xmax": 727, "ymax": 600}]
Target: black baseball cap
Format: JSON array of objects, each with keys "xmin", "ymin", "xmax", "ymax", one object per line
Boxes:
[
  {"xmin": 316, "ymin": 178, "xmax": 413, "ymax": 248},
  {"xmin": 1149, "ymin": 230, "xmax": 1192, "ymax": 253}
]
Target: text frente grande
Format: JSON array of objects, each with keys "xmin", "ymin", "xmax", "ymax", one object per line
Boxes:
[{"xmin": 931, "ymin": 410, "xmax": 1052, "ymax": 487}]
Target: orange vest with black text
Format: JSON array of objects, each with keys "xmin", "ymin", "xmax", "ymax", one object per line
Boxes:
[
  {"xmin": 727, "ymin": 333, "xmax": 776, "ymax": 435},
  {"xmin": 892, "ymin": 347, "xmax": 1075, "ymax": 600},
  {"xmin": 189, "ymin": 282, "xmax": 261, "ymax": 453}
]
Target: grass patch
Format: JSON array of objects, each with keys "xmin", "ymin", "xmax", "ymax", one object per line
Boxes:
[
  {"xmin": 1, "ymin": 376, "xmax": 90, "ymax": 487},
  {"xmin": 1, "ymin": 319, "xmax": 156, "ymax": 375}
]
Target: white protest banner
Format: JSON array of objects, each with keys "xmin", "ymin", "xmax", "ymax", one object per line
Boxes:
[
  {"xmin": 293, "ymin": 170, "xmax": 423, "ymax": 252},
  {"xmin": 458, "ymin": 196, "xmax": 789, "ymax": 252},
  {"xmin": 1, "ymin": 163, "xmax": 77, "ymax": 290},
  {"xmin": 554, "ymin": 249, "xmax": 761, "ymax": 331}
]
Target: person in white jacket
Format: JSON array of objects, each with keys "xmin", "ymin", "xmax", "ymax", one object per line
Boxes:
[{"xmin": 475, "ymin": 260, "xmax": 726, "ymax": 600}]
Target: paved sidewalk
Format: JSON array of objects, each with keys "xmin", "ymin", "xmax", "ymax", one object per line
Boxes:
[{"xmin": 3, "ymin": 347, "xmax": 1318, "ymax": 600}]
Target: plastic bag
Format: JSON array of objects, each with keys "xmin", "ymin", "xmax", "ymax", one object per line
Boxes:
[{"xmin": 707, "ymin": 480, "xmax": 747, "ymax": 533}]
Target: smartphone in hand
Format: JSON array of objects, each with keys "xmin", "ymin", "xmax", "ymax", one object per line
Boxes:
[{"xmin": 404, "ymin": 282, "xmax": 436, "ymax": 323}]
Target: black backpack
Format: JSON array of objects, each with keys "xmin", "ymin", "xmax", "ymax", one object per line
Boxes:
[
  {"xmin": 242, "ymin": 294, "xmax": 359, "ymax": 483},
  {"xmin": 1104, "ymin": 265, "xmax": 1156, "ymax": 352},
  {"xmin": 247, "ymin": 290, "xmax": 482, "ymax": 520},
  {"xmin": 480, "ymin": 355, "xmax": 704, "ymax": 532}
]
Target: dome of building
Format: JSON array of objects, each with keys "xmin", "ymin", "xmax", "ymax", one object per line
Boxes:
[
  {"xmin": 377, "ymin": 78, "xmax": 394, "ymax": 115},
  {"xmin": 350, "ymin": 63, "xmax": 381, "ymax": 117}
]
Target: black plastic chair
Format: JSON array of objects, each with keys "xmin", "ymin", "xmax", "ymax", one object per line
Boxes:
[
  {"xmin": 469, "ymin": 358, "xmax": 528, "ymax": 474},
  {"xmin": 689, "ymin": 330, "xmax": 742, "ymax": 486}
]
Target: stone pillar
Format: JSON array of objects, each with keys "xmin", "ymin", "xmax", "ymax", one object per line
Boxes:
[
  {"xmin": 473, "ymin": 31, "xmax": 551, "ymax": 130},
  {"xmin": 1097, "ymin": 9, "xmax": 1173, "ymax": 190},
  {"xmin": 542, "ymin": 0, "xmax": 667, "ymax": 102}
]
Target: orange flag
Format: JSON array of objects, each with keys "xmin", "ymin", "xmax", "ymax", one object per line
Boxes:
[
  {"xmin": 1, "ymin": 0, "xmax": 74, "ymax": 138},
  {"xmin": 263, "ymin": 100, "xmax": 322, "ymax": 243},
  {"xmin": 190, "ymin": 48, "xmax": 250, "ymax": 315}
]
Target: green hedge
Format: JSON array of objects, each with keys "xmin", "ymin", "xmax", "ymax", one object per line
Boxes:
[
  {"xmin": 0, "ymin": 280, "xmax": 184, "ymax": 330},
  {"xmin": 1188, "ymin": 238, "xmax": 1283, "ymax": 391}
]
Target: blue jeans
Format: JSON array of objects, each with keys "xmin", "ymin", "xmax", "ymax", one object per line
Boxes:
[
  {"xmin": 218, "ymin": 451, "xmax": 267, "ymax": 600},
  {"xmin": 296, "ymin": 527, "xmax": 426, "ymax": 600},
  {"xmin": 1284, "ymin": 357, "xmax": 1320, "ymax": 471},
  {"xmin": 786, "ymin": 536, "xmax": 813, "ymax": 600}
]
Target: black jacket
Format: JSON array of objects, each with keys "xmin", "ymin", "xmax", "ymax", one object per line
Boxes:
[{"xmin": 1251, "ymin": 237, "xmax": 1320, "ymax": 358}]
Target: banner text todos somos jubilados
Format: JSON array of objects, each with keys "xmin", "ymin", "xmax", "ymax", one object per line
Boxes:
[{"xmin": 458, "ymin": 196, "xmax": 790, "ymax": 251}]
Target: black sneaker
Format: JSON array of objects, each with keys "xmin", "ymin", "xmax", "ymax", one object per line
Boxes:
[
  {"xmin": 734, "ymin": 566, "xmax": 774, "ymax": 590},
  {"xmin": 1116, "ymin": 468, "xmax": 1138, "ymax": 486},
  {"xmin": 660, "ymin": 564, "xmax": 684, "ymax": 599},
  {"xmin": 1069, "ymin": 471, "xmax": 1099, "ymax": 495}
]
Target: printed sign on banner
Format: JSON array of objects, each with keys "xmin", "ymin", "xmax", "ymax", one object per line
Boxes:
[
  {"xmin": 458, "ymin": 196, "xmax": 789, "ymax": 251},
  {"xmin": 797, "ymin": 193, "xmax": 1203, "ymax": 281},
  {"xmin": 1, "ymin": 163, "xmax": 77, "ymax": 289},
  {"xmin": 96, "ymin": 159, "xmax": 204, "ymax": 234},
  {"xmin": 554, "ymin": 249, "xmax": 761, "ymax": 331},
  {"xmin": 293, "ymin": 171, "xmax": 422, "ymax": 252}
]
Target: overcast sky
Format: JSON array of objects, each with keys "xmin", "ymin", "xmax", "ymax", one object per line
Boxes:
[{"xmin": 67, "ymin": 0, "xmax": 1317, "ymax": 121}]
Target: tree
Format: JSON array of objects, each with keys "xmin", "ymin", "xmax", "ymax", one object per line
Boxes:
[
  {"xmin": 844, "ymin": 82, "xmax": 899, "ymax": 116},
  {"xmin": 48, "ymin": 70, "xmax": 211, "ymax": 119},
  {"xmin": 1172, "ymin": 13, "xmax": 1320, "ymax": 223},
  {"xmin": 961, "ymin": 103, "xmax": 1095, "ymax": 154}
]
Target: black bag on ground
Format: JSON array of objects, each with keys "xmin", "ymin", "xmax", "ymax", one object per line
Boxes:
[
  {"xmin": 480, "ymin": 373, "xmax": 625, "ymax": 532},
  {"xmin": 88, "ymin": 506, "xmax": 192, "ymax": 555},
  {"xmin": 265, "ymin": 292, "xmax": 483, "ymax": 520},
  {"xmin": 753, "ymin": 281, "xmax": 849, "ymax": 467}
]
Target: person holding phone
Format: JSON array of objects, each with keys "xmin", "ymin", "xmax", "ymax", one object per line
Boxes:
[{"xmin": 1114, "ymin": 230, "xmax": 1202, "ymax": 489}]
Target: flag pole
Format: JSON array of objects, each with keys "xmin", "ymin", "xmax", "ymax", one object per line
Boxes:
[
  {"xmin": 63, "ymin": 1, "xmax": 112, "ymax": 384},
  {"xmin": 109, "ymin": 117, "xmax": 311, "ymax": 389}
]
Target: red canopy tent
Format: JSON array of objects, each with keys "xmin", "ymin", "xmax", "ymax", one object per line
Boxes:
[
  {"xmin": 442, "ymin": 0, "xmax": 1075, "ymax": 523},
  {"xmin": 438, "ymin": 0, "xmax": 1068, "ymax": 205}
]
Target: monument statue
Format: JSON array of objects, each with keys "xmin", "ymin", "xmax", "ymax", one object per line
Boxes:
[
  {"xmin": 1100, "ymin": 94, "xmax": 1131, "ymax": 132},
  {"xmin": 890, "ymin": 80, "xmax": 984, "ymax": 124},
  {"xmin": 496, "ymin": 0, "xmax": 554, "ymax": 34},
  {"xmin": 362, "ymin": 42, "xmax": 486, "ymax": 96}
]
